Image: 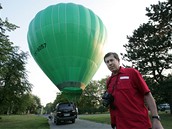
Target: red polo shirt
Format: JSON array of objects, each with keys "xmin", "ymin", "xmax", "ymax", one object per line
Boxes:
[{"xmin": 107, "ymin": 67, "xmax": 151, "ymax": 129}]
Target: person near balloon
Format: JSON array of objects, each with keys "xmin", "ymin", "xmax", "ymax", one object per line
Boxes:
[{"xmin": 102, "ymin": 52, "xmax": 164, "ymax": 129}]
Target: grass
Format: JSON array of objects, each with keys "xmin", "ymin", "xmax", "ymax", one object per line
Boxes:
[
  {"xmin": 160, "ymin": 113, "xmax": 172, "ymax": 129},
  {"xmin": 79, "ymin": 113, "xmax": 111, "ymax": 124},
  {"xmin": 79, "ymin": 112, "xmax": 172, "ymax": 129},
  {"xmin": 0, "ymin": 114, "xmax": 49, "ymax": 129},
  {"xmin": 0, "ymin": 113, "xmax": 171, "ymax": 129}
]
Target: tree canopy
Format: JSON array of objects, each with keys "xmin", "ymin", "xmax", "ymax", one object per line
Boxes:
[
  {"xmin": 121, "ymin": 1, "xmax": 172, "ymax": 105},
  {"xmin": 0, "ymin": 9, "xmax": 41, "ymax": 114}
]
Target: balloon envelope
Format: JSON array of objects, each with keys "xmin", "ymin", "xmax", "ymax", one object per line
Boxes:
[{"xmin": 27, "ymin": 3, "xmax": 107, "ymax": 96}]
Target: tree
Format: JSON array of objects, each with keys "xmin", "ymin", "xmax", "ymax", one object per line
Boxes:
[
  {"xmin": 77, "ymin": 78, "xmax": 108, "ymax": 114},
  {"xmin": 11, "ymin": 93, "xmax": 42, "ymax": 114},
  {"xmin": 51, "ymin": 77, "xmax": 109, "ymax": 114},
  {"xmin": 160, "ymin": 74, "xmax": 172, "ymax": 113},
  {"xmin": 121, "ymin": 1, "xmax": 172, "ymax": 105},
  {"xmin": 0, "ymin": 9, "xmax": 32, "ymax": 114},
  {"xmin": 121, "ymin": 1, "xmax": 172, "ymax": 81},
  {"xmin": 45, "ymin": 102, "xmax": 54, "ymax": 114},
  {"xmin": 120, "ymin": 1, "xmax": 172, "ymax": 114}
]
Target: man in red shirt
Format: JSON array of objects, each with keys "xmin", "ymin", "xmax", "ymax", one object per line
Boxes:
[{"xmin": 103, "ymin": 52, "xmax": 164, "ymax": 129}]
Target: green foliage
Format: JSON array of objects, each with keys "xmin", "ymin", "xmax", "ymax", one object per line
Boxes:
[
  {"xmin": 48, "ymin": 78, "xmax": 109, "ymax": 114},
  {"xmin": 121, "ymin": 1, "xmax": 172, "ymax": 104},
  {"xmin": 44, "ymin": 102, "xmax": 54, "ymax": 114},
  {"xmin": 160, "ymin": 75, "xmax": 172, "ymax": 112},
  {"xmin": 0, "ymin": 8, "xmax": 39, "ymax": 114},
  {"xmin": 75, "ymin": 78, "xmax": 108, "ymax": 114}
]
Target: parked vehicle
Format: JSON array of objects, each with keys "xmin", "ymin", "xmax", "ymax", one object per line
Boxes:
[
  {"xmin": 158, "ymin": 103, "xmax": 170, "ymax": 111},
  {"xmin": 165, "ymin": 106, "xmax": 171, "ymax": 113},
  {"xmin": 54, "ymin": 102, "xmax": 77, "ymax": 125}
]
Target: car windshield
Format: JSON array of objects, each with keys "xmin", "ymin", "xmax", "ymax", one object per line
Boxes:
[{"xmin": 58, "ymin": 103, "xmax": 74, "ymax": 110}]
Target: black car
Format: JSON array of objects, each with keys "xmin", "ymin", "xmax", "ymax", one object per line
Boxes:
[{"xmin": 54, "ymin": 102, "xmax": 77, "ymax": 125}]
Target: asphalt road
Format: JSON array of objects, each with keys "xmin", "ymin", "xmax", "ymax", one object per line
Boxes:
[{"xmin": 48, "ymin": 117, "xmax": 111, "ymax": 129}]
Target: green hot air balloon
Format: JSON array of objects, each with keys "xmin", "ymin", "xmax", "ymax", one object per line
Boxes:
[{"xmin": 27, "ymin": 3, "xmax": 107, "ymax": 100}]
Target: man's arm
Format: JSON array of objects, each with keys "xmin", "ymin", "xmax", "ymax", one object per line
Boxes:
[
  {"xmin": 144, "ymin": 92, "xmax": 164, "ymax": 129},
  {"xmin": 144, "ymin": 92, "xmax": 158, "ymax": 116}
]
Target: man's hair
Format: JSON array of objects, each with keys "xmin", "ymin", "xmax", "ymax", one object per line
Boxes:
[{"xmin": 104, "ymin": 52, "xmax": 120, "ymax": 62}]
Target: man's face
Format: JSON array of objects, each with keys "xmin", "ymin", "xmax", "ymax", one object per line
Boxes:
[{"xmin": 104, "ymin": 55, "xmax": 120, "ymax": 73}]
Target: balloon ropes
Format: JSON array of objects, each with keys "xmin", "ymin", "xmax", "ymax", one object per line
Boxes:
[{"xmin": 27, "ymin": 3, "xmax": 107, "ymax": 101}]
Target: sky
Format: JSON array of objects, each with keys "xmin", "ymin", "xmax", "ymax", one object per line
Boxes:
[{"xmin": 1, "ymin": 0, "xmax": 165, "ymax": 106}]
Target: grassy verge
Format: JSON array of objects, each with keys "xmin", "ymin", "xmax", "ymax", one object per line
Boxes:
[
  {"xmin": 79, "ymin": 113, "xmax": 172, "ymax": 129},
  {"xmin": 0, "ymin": 114, "xmax": 49, "ymax": 129},
  {"xmin": 0, "ymin": 113, "xmax": 171, "ymax": 129},
  {"xmin": 79, "ymin": 113, "xmax": 111, "ymax": 124}
]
